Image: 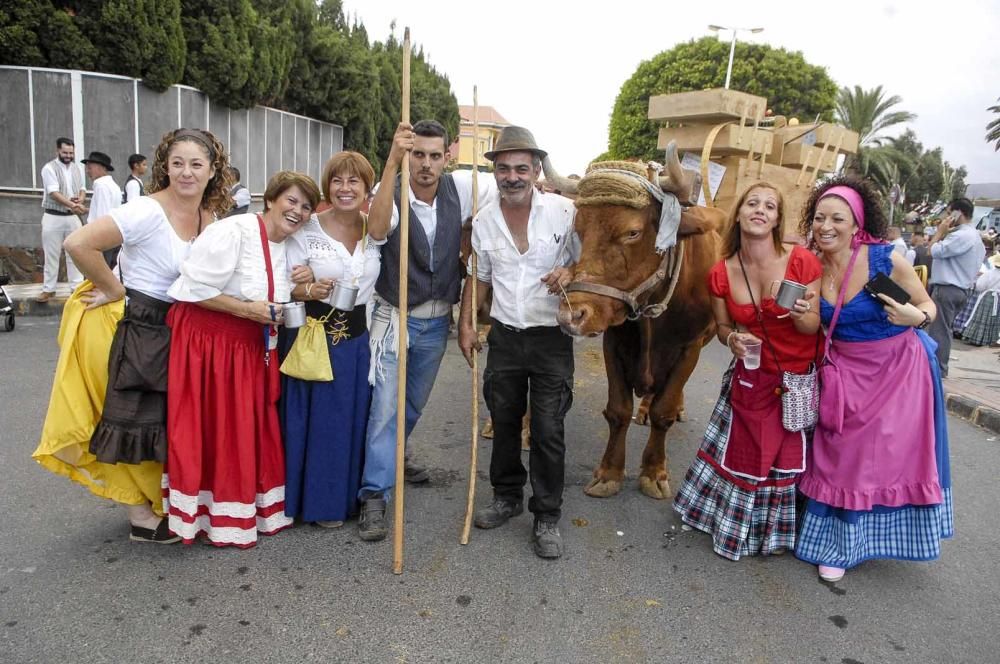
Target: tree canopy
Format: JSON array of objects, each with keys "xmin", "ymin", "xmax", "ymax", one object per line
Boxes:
[
  {"xmin": 987, "ymin": 97, "xmax": 1000, "ymax": 152},
  {"xmin": 0, "ymin": 0, "xmax": 459, "ymax": 170},
  {"xmin": 605, "ymin": 36, "xmax": 838, "ymax": 161}
]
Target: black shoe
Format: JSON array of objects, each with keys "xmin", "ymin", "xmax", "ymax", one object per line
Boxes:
[
  {"xmin": 404, "ymin": 462, "xmax": 430, "ymax": 484},
  {"xmin": 473, "ymin": 498, "xmax": 523, "ymax": 529},
  {"xmin": 532, "ymin": 520, "xmax": 563, "ymax": 559},
  {"xmin": 358, "ymin": 498, "xmax": 388, "ymax": 542},
  {"xmin": 129, "ymin": 519, "xmax": 181, "ymax": 544}
]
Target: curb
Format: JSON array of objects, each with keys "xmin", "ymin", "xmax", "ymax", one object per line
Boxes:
[
  {"xmin": 945, "ymin": 393, "xmax": 1000, "ymax": 435},
  {"xmin": 13, "ymin": 297, "xmax": 67, "ymax": 317}
]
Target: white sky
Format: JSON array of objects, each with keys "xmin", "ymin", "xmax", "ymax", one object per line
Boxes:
[{"xmin": 343, "ymin": 0, "xmax": 1000, "ymax": 184}]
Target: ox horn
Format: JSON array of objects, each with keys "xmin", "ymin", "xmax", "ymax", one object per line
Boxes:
[
  {"xmin": 541, "ymin": 156, "xmax": 579, "ymax": 196},
  {"xmin": 657, "ymin": 141, "xmax": 701, "ymax": 206}
]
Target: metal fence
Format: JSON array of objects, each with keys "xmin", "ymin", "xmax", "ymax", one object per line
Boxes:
[{"xmin": 0, "ymin": 66, "xmax": 344, "ymax": 196}]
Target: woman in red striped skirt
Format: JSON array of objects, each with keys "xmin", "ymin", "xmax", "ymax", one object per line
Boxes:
[{"xmin": 164, "ymin": 171, "xmax": 320, "ymax": 547}]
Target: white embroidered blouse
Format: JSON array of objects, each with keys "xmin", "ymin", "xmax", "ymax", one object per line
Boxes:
[{"xmin": 168, "ymin": 213, "xmax": 292, "ymax": 303}]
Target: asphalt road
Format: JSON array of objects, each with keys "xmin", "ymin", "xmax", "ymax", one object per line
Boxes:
[{"xmin": 1, "ymin": 316, "xmax": 997, "ymax": 663}]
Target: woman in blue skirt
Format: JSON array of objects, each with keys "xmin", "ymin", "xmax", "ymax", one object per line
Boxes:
[{"xmin": 280, "ymin": 152, "xmax": 382, "ymax": 527}]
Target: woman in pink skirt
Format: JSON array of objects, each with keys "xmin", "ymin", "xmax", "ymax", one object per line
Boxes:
[
  {"xmin": 795, "ymin": 177, "xmax": 953, "ymax": 583},
  {"xmin": 164, "ymin": 171, "xmax": 320, "ymax": 547}
]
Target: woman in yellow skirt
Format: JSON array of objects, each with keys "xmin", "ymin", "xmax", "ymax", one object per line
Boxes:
[
  {"xmin": 32, "ymin": 128, "xmax": 233, "ymax": 543},
  {"xmin": 32, "ymin": 282, "xmax": 163, "ymax": 508}
]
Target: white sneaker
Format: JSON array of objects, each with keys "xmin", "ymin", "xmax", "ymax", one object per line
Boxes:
[{"xmin": 818, "ymin": 564, "xmax": 845, "ymax": 582}]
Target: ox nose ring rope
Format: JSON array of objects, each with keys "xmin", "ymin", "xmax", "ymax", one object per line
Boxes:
[{"xmin": 558, "ymin": 282, "xmax": 575, "ymax": 319}]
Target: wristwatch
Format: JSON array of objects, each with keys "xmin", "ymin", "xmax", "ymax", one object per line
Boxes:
[{"xmin": 916, "ymin": 311, "xmax": 931, "ymax": 330}]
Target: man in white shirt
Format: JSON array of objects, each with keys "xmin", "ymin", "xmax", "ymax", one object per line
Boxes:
[
  {"xmin": 458, "ymin": 126, "xmax": 576, "ymax": 559},
  {"xmin": 81, "ymin": 151, "xmax": 123, "ymax": 267},
  {"xmin": 123, "ymin": 153, "xmax": 147, "ymax": 203},
  {"xmin": 227, "ymin": 167, "xmax": 251, "ymax": 216},
  {"xmin": 888, "ymin": 226, "xmax": 908, "ymax": 257},
  {"xmin": 36, "ymin": 137, "xmax": 86, "ymax": 302},
  {"xmin": 355, "ymin": 119, "xmax": 497, "ymax": 542},
  {"xmin": 927, "ymin": 197, "xmax": 987, "ymax": 375}
]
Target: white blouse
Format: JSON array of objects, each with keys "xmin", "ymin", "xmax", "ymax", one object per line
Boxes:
[
  {"xmin": 168, "ymin": 213, "xmax": 292, "ymax": 303},
  {"xmin": 112, "ymin": 197, "xmax": 194, "ymax": 302},
  {"xmin": 285, "ymin": 215, "xmax": 382, "ymax": 305}
]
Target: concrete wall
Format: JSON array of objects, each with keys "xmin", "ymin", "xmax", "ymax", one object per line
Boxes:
[{"xmin": 0, "ymin": 66, "xmax": 344, "ymax": 260}]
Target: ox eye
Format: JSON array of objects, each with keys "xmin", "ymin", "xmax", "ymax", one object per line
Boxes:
[{"xmin": 625, "ymin": 230, "xmax": 641, "ymax": 241}]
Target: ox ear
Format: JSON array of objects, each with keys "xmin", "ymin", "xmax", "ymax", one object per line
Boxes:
[
  {"xmin": 657, "ymin": 142, "xmax": 701, "ymax": 207},
  {"xmin": 653, "ymin": 192, "xmax": 682, "ymax": 253}
]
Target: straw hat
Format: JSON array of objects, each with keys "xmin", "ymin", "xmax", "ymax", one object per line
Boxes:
[{"xmin": 484, "ymin": 126, "xmax": 547, "ymax": 161}]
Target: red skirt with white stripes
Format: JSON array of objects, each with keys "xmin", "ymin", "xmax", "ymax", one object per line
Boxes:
[{"xmin": 164, "ymin": 303, "xmax": 293, "ymax": 547}]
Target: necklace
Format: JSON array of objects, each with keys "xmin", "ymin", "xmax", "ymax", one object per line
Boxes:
[{"xmin": 823, "ymin": 256, "xmax": 848, "ymax": 295}]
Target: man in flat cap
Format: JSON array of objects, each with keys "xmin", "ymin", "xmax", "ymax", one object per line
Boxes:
[{"xmin": 458, "ymin": 126, "xmax": 576, "ymax": 559}]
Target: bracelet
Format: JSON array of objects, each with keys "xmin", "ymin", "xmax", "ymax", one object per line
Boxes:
[
  {"xmin": 305, "ymin": 282, "xmax": 314, "ymax": 299},
  {"xmin": 916, "ymin": 310, "xmax": 931, "ymax": 330},
  {"xmin": 725, "ymin": 330, "xmax": 738, "ymax": 348}
]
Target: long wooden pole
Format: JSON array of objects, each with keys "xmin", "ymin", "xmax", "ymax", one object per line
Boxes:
[
  {"xmin": 392, "ymin": 27, "xmax": 412, "ymax": 576},
  {"xmin": 460, "ymin": 86, "xmax": 481, "ymax": 545}
]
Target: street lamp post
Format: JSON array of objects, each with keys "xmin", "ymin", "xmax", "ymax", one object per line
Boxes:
[{"xmin": 708, "ymin": 24, "xmax": 764, "ymax": 89}]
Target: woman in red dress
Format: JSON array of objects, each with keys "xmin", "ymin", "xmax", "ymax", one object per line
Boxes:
[
  {"xmin": 164, "ymin": 171, "xmax": 320, "ymax": 547},
  {"xmin": 673, "ymin": 183, "xmax": 823, "ymax": 560}
]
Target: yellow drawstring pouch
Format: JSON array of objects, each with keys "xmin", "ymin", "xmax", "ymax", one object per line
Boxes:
[{"xmin": 279, "ymin": 312, "xmax": 333, "ymax": 382}]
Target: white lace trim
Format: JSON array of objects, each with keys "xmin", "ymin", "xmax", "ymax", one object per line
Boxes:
[
  {"xmin": 163, "ymin": 479, "xmax": 285, "ymax": 518},
  {"xmin": 168, "ymin": 512, "xmax": 293, "ymax": 545}
]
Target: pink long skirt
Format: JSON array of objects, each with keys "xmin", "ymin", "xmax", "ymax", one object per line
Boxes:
[{"xmin": 799, "ymin": 329, "xmax": 942, "ymax": 511}]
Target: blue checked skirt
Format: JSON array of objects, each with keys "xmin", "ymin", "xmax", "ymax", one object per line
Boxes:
[
  {"xmin": 952, "ymin": 292, "xmax": 977, "ymax": 334},
  {"xmin": 673, "ymin": 365, "xmax": 801, "ymax": 560},
  {"xmin": 961, "ymin": 291, "xmax": 1000, "ymax": 346},
  {"xmin": 795, "ymin": 332, "xmax": 954, "ymax": 569}
]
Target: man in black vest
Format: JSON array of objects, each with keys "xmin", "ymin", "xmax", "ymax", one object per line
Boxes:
[
  {"xmin": 123, "ymin": 153, "xmax": 147, "ymax": 204},
  {"xmin": 357, "ymin": 120, "xmax": 495, "ymax": 542}
]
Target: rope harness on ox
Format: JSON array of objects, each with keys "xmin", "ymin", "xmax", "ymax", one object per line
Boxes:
[{"xmin": 564, "ymin": 164, "xmax": 687, "ymax": 320}]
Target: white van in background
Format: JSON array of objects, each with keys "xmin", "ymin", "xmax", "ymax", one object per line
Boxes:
[{"xmin": 975, "ymin": 206, "xmax": 1000, "ymax": 235}]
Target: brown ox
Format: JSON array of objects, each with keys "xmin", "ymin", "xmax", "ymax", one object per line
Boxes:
[{"xmin": 545, "ymin": 145, "xmax": 724, "ymax": 499}]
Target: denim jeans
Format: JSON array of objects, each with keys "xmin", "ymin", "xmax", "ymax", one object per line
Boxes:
[{"xmin": 358, "ymin": 310, "xmax": 450, "ymax": 500}]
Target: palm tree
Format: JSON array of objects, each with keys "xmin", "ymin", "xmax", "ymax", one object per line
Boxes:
[
  {"xmin": 835, "ymin": 85, "xmax": 917, "ymax": 175},
  {"xmin": 987, "ymin": 97, "xmax": 1000, "ymax": 151}
]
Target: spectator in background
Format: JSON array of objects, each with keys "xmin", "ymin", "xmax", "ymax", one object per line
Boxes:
[
  {"xmin": 960, "ymin": 244, "xmax": 1000, "ymax": 346},
  {"xmin": 926, "ymin": 197, "xmax": 986, "ymax": 376},
  {"xmin": 911, "ymin": 229, "xmax": 933, "ymax": 279},
  {"xmin": 81, "ymin": 151, "xmax": 123, "ymax": 268},
  {"xmin": 888, "ymin": 226, "xmax": 907, "ymax": 256},
  {"xmin": 36, "ymin": 137, "xmax": 86, "ymax": 303},
  {"xmin": 123, "ymin": 153, "xmax": 147, "ymax": 204},
  {"xmin": 227, "ymin": 167, "xmax": 251, "ymax": 216}
]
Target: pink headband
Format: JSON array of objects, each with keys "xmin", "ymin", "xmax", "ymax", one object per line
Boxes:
[{"xmin": 819, "ymin": 185, "xmax": 884, "ymax": 246}]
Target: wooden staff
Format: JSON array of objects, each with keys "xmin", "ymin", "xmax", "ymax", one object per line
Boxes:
[
  {"xmin": 460, "ymin": 86, "xmax": 481, "ymax": 545},
  {"xmin": 392, "ymin": 27, "xmax": 412, "ymax": 576}
]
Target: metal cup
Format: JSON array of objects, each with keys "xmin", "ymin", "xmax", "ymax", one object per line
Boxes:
[
  {"xmin": 329, "ymin": 282, "xmax": 359, "ymax": 311},
  {"xmin": 775, "ymin": 279, "xmax": 807, "ymax": 310},
  {"xmin": 282, "ymin": 301, "xmax": 306, "ymax": 328}
]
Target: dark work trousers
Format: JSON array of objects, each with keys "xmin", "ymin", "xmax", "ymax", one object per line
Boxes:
[
  {"xmin": 928, "ymin": 283, "xmax": 971, "ymax": 376},
  {"xmin": 483, "ymin": 319, "xmax": 574, "ymax": 524}
]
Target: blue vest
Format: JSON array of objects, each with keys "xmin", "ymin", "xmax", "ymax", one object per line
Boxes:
[{"xmin": 375, "ymin": 173, "xmax": 463, "ymax": 309}]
